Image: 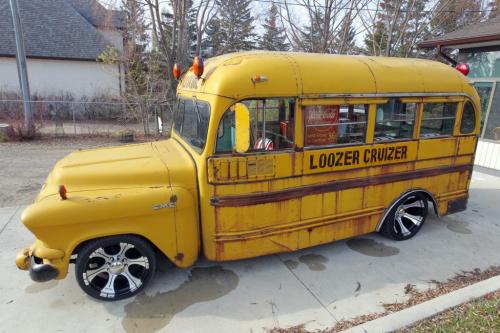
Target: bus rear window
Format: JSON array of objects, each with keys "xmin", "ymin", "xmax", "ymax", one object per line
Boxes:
[{"xmin": 420, "ymin": 102, "xmax": 457, "ymax": 137}]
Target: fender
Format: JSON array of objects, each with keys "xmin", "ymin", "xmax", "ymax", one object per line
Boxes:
[
  {"xmin": 375, "ymin": 188, "xmax": 439, "ymax": 232},
  {"xmin": 21, "ymin": 186, "xmax": 179, "ymax": 278}
]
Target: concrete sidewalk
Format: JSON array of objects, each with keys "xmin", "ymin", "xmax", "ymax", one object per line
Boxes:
[{"xmin": 0, "ymin": 171, "xmax": 499, "ymax": 333}]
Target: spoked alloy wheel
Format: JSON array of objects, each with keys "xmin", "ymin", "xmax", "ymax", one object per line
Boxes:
[
  {"xmin": 380, "ymin": 192, "xmax": 428, "ymax": 241},
  {"xmin": 76, "ymin": 235, "xmax": 156, "ymax": 301}
]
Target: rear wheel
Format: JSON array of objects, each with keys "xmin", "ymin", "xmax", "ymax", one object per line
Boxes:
[
  {"xmin": 75, "ymin": 235, "xmax": 156, "ymax": 301},
  {"xmin": 380, "ymin": 192, "xmax": 428, "ymax": 241}
]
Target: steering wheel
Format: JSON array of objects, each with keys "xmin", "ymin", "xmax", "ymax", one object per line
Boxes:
[{"xmin": 254, "ymin": 137, "xmax": 274, "ymax": 150}]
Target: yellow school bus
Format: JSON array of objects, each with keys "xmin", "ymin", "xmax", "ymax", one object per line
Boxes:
[{"xmin": 15, "ymin": 51, "xmax": 480, "ymax": 301}]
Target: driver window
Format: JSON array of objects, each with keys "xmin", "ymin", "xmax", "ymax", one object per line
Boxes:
[{"xmin": 216, "ymin": 98, "xmax": 296, "ymax": 153}]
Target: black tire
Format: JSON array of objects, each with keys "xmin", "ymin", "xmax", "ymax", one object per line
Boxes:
[
  {"xmin": 380, "ymin": 192, "xmax": 429, "ymax": 241},
  {"xmin": 75, "ymin": 235, "xmax": 156, "ymax": 301}
]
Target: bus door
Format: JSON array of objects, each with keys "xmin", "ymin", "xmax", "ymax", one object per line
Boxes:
[{"xmin": 206, "ymin": 98, "xmax": 303, "ymax": 260}]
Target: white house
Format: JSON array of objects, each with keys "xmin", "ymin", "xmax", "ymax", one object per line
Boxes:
[{"xmin": 0, "ymin": 0, "xmax": 125, "ymax": 99}]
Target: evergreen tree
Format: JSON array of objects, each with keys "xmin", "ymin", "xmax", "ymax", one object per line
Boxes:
[
  {"xmin": 335, "ymin": 18, "xmax": 356, "ymax": 54},
  {"xmin": 298, "ymin": 10, "xmax": 326, "ymax": 52},
  {"xmin": 186, "ymin": 4, "xmax": 199, "ymax": 59},
  {"xmin": 205, "ymin": 0, "xmax": 256, "ymax": 56},
  {"xmin": 204, "ymin": 15, "xmax": 223, "ymax": 56},
  {"xmin": 364, "ymin": 0, "xmax": 431, "ymax": 57},
  {"xmin": 258, "ymin": 3, "xmax": 289, "ymax": 51}
]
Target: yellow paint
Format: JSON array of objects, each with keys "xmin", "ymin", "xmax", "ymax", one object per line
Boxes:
[
  {"xmin": 234, "ymin": 103, "xmax": 251, "ymax": 153},
  {"xmin": 17, "ymin": 52, "xmax": 480, "ymax": 281}
]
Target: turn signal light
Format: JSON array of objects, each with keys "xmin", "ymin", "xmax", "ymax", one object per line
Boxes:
[
  {"xmin": 455, "ymin": 63, "xmax": 470, "ymax": 76},
  {"xmin": 193, "ymin": 56, "xmax": 204, "ymax": 78},
  {"xmin": 59, "ymin": 185, "xmax": 67, "ymax": 200},
  {"xmin": 173, "ymin": 63, "xmax": 183, "ymax": 80}
]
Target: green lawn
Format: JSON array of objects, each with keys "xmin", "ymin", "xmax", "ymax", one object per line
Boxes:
[{"xmin": 401, "ymin": 291, "xmax": 499, "ymax": 333}]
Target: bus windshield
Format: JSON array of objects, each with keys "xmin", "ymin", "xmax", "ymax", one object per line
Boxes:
[{"xmin": 173, "ymin": 97, "xmax": 211, "ymax": 151}]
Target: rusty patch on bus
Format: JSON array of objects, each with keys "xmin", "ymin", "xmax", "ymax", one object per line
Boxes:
[{"xmin": 211, "ymin": 164, "xmax": 472, "ymax": 207}]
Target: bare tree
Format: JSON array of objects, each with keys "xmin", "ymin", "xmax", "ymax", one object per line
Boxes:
[
  {"xmin": 360, "ymin": 0, "xmax": 482, "ymax": 57},
  {"xmin": 193, "ymin": 0, "xmax": 218, "ymax": 56},
  {"xmin": 278, "ymin": 0, "xmax": 367, "ymax": 54}
]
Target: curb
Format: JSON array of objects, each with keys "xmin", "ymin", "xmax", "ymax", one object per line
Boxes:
[{"xmin": 339, "ymin": 275, "xmax": 500, "ymax": 333}]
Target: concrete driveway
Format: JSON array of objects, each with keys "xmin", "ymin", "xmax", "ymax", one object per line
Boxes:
[{"xmin": 0, "ymin": 170, "xmax": 499, "ymax": 333}]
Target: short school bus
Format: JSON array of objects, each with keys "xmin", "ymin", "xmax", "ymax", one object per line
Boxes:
[{"xmin": 16, "ymin": 51, "xmax": 480, "ymax": 300}]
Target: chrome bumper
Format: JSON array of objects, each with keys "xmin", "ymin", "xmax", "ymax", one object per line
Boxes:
[{"xmin": 16, "ymin": 247, "xmax": 59, "ymax": 282}]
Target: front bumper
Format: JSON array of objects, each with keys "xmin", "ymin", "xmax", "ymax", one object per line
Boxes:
[{"xmin": 15, "ymin": 241, "xmax": 65, "ymax": 282}]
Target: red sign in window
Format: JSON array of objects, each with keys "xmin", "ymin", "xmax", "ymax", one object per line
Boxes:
[{"xmin": 305, "ymin": 105, "xmax": 340, "ymax": 146}]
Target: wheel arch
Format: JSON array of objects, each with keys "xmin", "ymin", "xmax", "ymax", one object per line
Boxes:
[
  {"xmin": 376, "ymin": 188, "xmax": 439, "ymax": 232},
  {"xmin": 70, "ymin": 233, "xmax": 172, "ymax": 264}
]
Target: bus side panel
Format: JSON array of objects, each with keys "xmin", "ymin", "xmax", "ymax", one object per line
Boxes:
[{"xmin": 211, "ymin": 163, "xmax": 471, "ymax": 261}]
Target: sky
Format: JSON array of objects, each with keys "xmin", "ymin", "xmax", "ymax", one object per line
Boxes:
[
  {"xmin": 97, "ymin": 0, "xmax": 366, "ymax": 46},
  {"xmin": 97, "ymin": 0, "xmax": 496, "ymax": 51}
]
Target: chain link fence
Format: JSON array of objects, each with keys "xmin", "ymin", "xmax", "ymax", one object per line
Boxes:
[{"xmin": 0, "ymin": 94, "xmax": 174, "ymax": 141}]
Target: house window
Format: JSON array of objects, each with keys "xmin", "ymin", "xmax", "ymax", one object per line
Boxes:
[
  {"xmin": 420, "ymin": 102, "xmax": 457, "ymax": 137},
  {"xmin": 304, "ymin": 104, "xmax": 368, "ymax": 146},
  {"xmin": 483, "ymin": 84, "xmax": 500, "ymax": 141},
  {"xmin": 374, "ymin": 99, "xmax": 417, "ymax": 141},
  {"xmin": 458, "ymin": 50, "xmax": 500, "ymax": 78}
]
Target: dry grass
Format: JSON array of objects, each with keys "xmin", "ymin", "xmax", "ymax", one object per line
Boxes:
[{"xmin": 268, "ymin": 265, "xmax": 500, "ymax": 333}]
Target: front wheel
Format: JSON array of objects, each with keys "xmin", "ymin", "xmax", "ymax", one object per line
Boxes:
[
  {"xmin": 75, "ymin": 235, "xmax": 156, "ymax": 301},
  {"xmin": 380, "ymin": 192, "xmax": 428, "ymax": 241}
]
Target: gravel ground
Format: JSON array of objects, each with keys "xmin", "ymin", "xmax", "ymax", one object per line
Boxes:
[{"xmin": 0, "ymin": 137, "xmax": 151, "ymax": 207}]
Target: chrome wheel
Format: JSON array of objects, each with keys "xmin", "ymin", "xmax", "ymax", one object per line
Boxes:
[
  {"xmin": 381, "ymin": 192, "xmax": 428, "ymax": 240},
  {"xmin": 76, "ymin": 236, "xmax": 156, "ymax": 301}
]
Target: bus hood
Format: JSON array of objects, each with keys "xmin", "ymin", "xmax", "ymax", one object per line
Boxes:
[{"xmin": 36, "ymin": 142, "xmax": 172, "ymax": 201}]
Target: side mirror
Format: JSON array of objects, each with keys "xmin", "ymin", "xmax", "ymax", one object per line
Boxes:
[{"xmin": 234, "ymin": 103, "xmax": 250, "ymax": 153}]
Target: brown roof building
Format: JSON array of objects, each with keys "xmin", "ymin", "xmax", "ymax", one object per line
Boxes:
[
  {"xmin": 420, "ymin": 16, "xmax": 500, "ymax": 171},
  {"xmin": 419, "ymin": 16, "xmax": 500, "ymax": 50}
]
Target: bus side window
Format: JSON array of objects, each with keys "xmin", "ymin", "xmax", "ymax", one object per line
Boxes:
[
  {"xmin": 304, "ymin": 104, "xmax": 368, "ymax": 146},
  {"xmin": 420, "ymin": 102, "xmax": 458, "ymax": 137},
  {"xmin": 246, "ymin": 98, "xmax": 295, "ymax": 151},
  {"xmin": 215, "ymin": 110, "xmax": 235, "ymax": 153},
  {"xmin": 215, "ymin": 98, "xmax": 296, "ymax": 153},
  {"xmin": 460, "ymin": 101, "xmax": 476, "ymax": 134},
  {"xmin": 374, "ymin": 99, "xmax": 417, "ymax": 142}
]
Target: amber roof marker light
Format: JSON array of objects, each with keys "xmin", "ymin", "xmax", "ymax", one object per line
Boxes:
[
  {"xmin": 455, "ymin": 63, "xmax": 470, "ymax": 76},
  {"xmin": 59, "ymin": 185, "xmax": 68, "ymax": 200},
  {"xmin": 193, "ymin": 56, "xmax": 204, "ymax": 78},
  {"xmin": 173, "ymin": 63, "xmax": 183, "ymax": 80},
  {"xmin": 251, "ymin": 75, "xmax": 268, "ymax": 85}
]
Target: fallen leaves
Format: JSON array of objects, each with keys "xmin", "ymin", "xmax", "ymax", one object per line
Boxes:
[{"xmin": 268, "ymin": 265, "xmax": 500, "ymax": 333}]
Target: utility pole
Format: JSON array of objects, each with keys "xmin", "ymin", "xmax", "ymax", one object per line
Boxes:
[{"xmin": 9, "ymin": 0, "xmax": 34, "ymax": 137}]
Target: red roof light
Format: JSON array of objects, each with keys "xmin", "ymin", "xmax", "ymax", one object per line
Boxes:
[{"xmin": 455, "ymin": 63, "xmax": 470, "ymax": 76}]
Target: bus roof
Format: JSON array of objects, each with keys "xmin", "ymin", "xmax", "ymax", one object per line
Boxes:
[{"xmin": 177, "ymin": 51, "xmax": 476, "ymax": 101}]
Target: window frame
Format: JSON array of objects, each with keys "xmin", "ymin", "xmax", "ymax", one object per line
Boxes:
[
  {"xmin": 459, "ymin": 100, "xmax": 477, "ymax": 135},
  {"xmin": 419, "ymin": 101, "xmax": 459, "ymax": 139},
  {"xmin": 303, "ymin": 102, "xmax": 370, "ymax": 150},
  {"xmin": 213, "ymin": 97, "xmax": 298, "ymax": 155},
  {"xmin": 172, "ymin": 96, "xmax": 211, "ymax": 153},
  {"xmin": 373, "ymin": 99, "xmax": 419, "ymax": 143}
]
